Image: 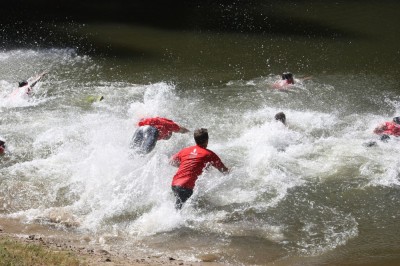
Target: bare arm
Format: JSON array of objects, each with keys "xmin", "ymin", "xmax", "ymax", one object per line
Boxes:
[
  {"xmin": 178, "ymin": 126, "xmax": 190, "ymax": 133},
  {"xmin": 29, "ymin": 72, "xmax": 47, "ymax": 88},
  {"xmin": 169, "ymin": 153, "xmax": 181, "ymax": 167},
  {"xmin": 212, "ymin": 155, "xmax": 229, "ymax": 174},
  {"xmin": 301, "ymin": 76, "xmax": 313, "ymax": 81}
]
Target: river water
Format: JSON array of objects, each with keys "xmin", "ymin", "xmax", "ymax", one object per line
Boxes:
[{"xmin": 1, "ymin": 1, "xmax": 400, "ymax": 265}]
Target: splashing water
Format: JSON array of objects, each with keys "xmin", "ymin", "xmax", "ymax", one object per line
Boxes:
[{"xmin": 1, "ymin": 48, "xmax": 400, "ymax": 265}]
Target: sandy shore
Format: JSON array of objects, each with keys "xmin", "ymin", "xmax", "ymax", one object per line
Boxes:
[{"xmin": 0, "ymin": 217, "xmax": 224, "ymax": 266}]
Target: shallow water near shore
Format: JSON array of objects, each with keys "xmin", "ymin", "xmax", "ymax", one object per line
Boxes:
[{"xmin": 1, "ymin": 2, "xmax": 400, "ymax": 265}]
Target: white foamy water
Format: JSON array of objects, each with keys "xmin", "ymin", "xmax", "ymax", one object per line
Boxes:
[{"xmin": 1, "ymin": 48, "xmax": 400, "ymax": 264}]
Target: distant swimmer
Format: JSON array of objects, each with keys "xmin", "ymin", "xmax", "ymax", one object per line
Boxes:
[
  {"xmin": 0, "ymin": 140, "xmax": 6, "ymax": 155},
  {"xmin": 274, "ymin": 112, "xmax": 289, "ymax": 151},
  {"xmin": 272, "ymin": 72, "xmax": 312, "ymax": 89},
  {"xmin": 364, "ymin": 116, "xmax": 400, "ymax": 147},
  {"xmin": 373, "ymin": 116, "xmax": 400, "ymax": 139},
  {"xmin": 273, "ymin": 72, "xmax": 295, "ymax": 89},
  {"xmin": 275, "ymin": 112, "xmax": 286, "ymax": 126},
  {"xmin": 10, "ymin": 71, "xmax": 47, "ymax": 98},
  {"xmin": 130, "ymin": 117, "xmax": 190, "ymax": 154},
  {"xmin": 169, "ymin": 128, "xmax": 229, "ymax": 209}
]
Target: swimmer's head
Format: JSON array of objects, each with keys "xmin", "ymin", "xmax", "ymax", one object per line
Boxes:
[
  {"xmin": 282, "ymin": 72, "xmax": 294, "ymax": 84},
  {"xmin": 0, "ymin": 140, "xmax": 5, "ymax": 154},
  {"xmin": 281, "ymin": 72, "xmax": 292, "ymax": 80},
  {"xmin": 275, "ymin": 112, "xmax": 286, "ymax": 125},
  {"xmin": 194, "ymin": 128, "xmax": 209, "ymax": 147},
  {"xmin": 393, "ymin": 116, "xmax": 400, "ymax": 124},
  {"xmin": 18, "ymin": 81, "xmax": 28, "ymax": 87}
]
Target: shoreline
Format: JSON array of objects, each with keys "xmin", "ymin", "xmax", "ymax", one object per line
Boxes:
[{"xmin": 0, "ymin": 217, "xmax": 224, "ymax": 266}]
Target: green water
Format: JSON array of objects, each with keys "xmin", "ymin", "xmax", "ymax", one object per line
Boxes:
[{"xmin": 69, "ymin": 1, "xmax": 400, "ymax": 83}]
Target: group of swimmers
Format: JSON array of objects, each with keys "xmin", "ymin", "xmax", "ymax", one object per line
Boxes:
[
  {"xmin": 273, "ymin": 72, "xmax": 400, "ymax": 142},
  {"xmin": 130, "ymin": 117, "xmax": 230, "ymax": 209},
  {"xmin": 127, "ymin": 74, "xmax": 292, "ymax": 208},
  {"xmin": 1, "ymin": 73, "xmax": 44, "ymax": 155},
  {"xmin": 129, "ymin": 111, "xmax": 288, "ymax": 209},
  {"xmin": 2, "ymin": 71, "xmax": 399, "ymax": 209},
  {"xmin": 1, "ymin": 71, "xmax": 106, "ymax": 155},
  {"xmin": 129, "ymin": 108, "xmax": 399, "ymax": 209},
  {"xmin": 0, "ymin": 72, "xmax": 49, "ymax": 155}
]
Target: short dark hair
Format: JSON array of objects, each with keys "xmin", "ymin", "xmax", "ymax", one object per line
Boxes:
[
  {"xmin": 19, "ymin": 81, "xmax": 28, "ymax": 87},
  {"xmin": 275, "ymin": 112, "xmax": 286, "ymax": 123},
  {"xmin": 194, "ymin": 128, "xmax": 209, "ymax": 145},
  {"xmin": 282, "ymin": 72, "xmax": 293, "ymax": 80},
  {"xmin": 0, "ymin": 140, "xmax": 5, "ymax": 147}
]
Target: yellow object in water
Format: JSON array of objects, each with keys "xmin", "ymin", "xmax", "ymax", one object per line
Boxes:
[{"xmin": 86, "ymin": 95, "xmax": 104, "ymax": 103}]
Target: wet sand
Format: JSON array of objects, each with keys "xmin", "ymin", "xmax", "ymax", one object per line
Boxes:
[{"xmin": 0, "ymin": 217, "xmax": 224, "ymax": 266}]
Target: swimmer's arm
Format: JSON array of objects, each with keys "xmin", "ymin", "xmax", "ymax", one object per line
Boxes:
[
  {"xmin": 301, "ymin": 76, "xmax": 313, "ymax": 81},
  {"xmin": 212, "ymin": 157, "xmax": 229, "ymax": 174},
  {"xmin": 373, "ymin": 124, "xmax": 386, "ymax": 134},
  {"xmin": 29, "ymin": 72, "xmax": 47, "ymax": 88},
  {"xmin": 219, "ymin": 166, "xmax": 230, "ymax": 175},
  {"xmin": 169, "ymin": 153, "xmax": 181, "ymax": 167},
  {"xmin": 178, "ymin": 126, "xmax": 190, "ymax": 133}
]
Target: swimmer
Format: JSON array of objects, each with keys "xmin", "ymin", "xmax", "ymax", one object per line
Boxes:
[
  {"xmin": 364, "ymin": 116, "xmax": 400, "ymax": 147},
  {"xmin": 169, "ymin": 128, "xmax": 229, "ymax": 209},
  {"xmin": 275, "ymin": 112, "xmax": 286, "ymax": 126},
  {"xmin": 130, "ymin": 117, "xmax": 190, "ymax": 154},
  {"xmin": 0, "ymin": 140, "xmax": 6, "ymax": 155},
  {"xmin": 272, "ymin": 72, "xmax": 312, "ymax": 89},
  {"xmin": 373, "ymin": 116, "xmax": 400, "ymax": 139},
  {"xmin": 273, "ymin": 72, "xmax": 295, "ymax": 89},
  {"xmin": 10, "ymin": 71, "xmax": 47, "ymax": 98}
]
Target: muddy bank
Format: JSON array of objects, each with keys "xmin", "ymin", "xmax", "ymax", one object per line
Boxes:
[{"xmin": 0, "ymin": 218, "xmax": 224, "ymax": 266}]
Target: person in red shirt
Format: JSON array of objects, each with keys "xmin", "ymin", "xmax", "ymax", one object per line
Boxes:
[
  {"xmin": 0, "ymin": 140, "xmax": 6, "ymax": 155},
  {"xmin": 130, "ymin": 117, "xmax": 189, "ymax": 154},
  {"xmin": 373, "ymin": 116, "xmax": 400, "ymax": 140},
  {"xmin": 273, "ymin": 72, "xmax": 295, "ymax": 89},
  {"xmin": 169, "ymin": 128, "xmax": 229, "ymax": 209},
  {"xmin": 272, "ymin": 72, "xmax": 312, "ymax": 89}
]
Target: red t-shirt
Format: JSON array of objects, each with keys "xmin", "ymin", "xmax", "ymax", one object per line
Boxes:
[
  {"xmin": 382, "ymin": 122, "xmax": 400, "ymax": 136},
  {"xmin": 138, "ymin": 117, "xmax": 181, "ymax": 140},
  {"xmin": 170, "ymin": 145, "xmax": 228, "ymax": 189}
]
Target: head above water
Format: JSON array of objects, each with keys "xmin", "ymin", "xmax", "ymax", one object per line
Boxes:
[
  {"xmin": 0, "ymin": 140, "xmax": 5, "ymax": 148},
  {"xmin": 194, "ymin": 128, "xmax": 209, "ymax": 147},
  {"xmin": 275, "ymin": 112, "xmax": 286, "ymax": 125},
  {"xmin": 393, "ymin": 116, "xmax": 400, "ymax": 124},
  {"xmin": 18, "ymin": 81, "xmax": 28, "ymax": 87},
  {"xmin": 281, "ymin": 72, "xmax": 294, "ymax": 84}
]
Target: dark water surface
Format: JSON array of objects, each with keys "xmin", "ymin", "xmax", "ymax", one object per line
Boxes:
[
  {"xmin": 1, "ymin": 1, "xmax": 400, "ymax": 265},
  {"xmin": 80, "ymin": 1, "xmax": 400, "ymax": 83}
]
